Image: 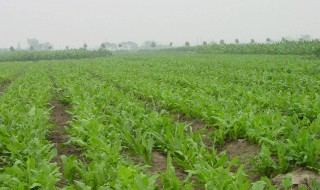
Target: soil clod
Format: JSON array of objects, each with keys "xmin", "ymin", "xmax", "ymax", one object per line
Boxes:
[{"xmin": 272, "ymin": 167, "xmax": 320, "ymax": 190}]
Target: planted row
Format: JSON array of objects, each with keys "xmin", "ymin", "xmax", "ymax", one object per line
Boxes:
[
  {"xmin": 0, "ymin": 64, "xmax": 60, "ymax": 188},
  {"xmin": 50, "ymin": 60, "xmax": 252, "ymax": 189}
]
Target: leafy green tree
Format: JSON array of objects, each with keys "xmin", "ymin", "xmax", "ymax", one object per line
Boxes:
[
  {"xmin": 250, "ymin": 39, "xmax": 255, "ymax": 44},
  {"xmin": 83, "ymin": 43, "xmax": 88, "ymax": 50},
  {"xmin": 169, "ymin": 42, "xmax": 173, "ymax": 47},
  {"xmin": 219, "ymin": 40, "xmax": 225, "ymax": 45},
  {"xmin": 9, "ymin": 46, "xmax": 15, "ymax": 51},
  {"xmin": 235, "ymin": 39, "xmax": 239, "ymax": 44},
  {"xmin": 203, "ymin": 41, "xmax": 208, "ymax": 46},
  {"xmin": 185, "ymin": 41, "xmax": 190, "ymax": 47}
]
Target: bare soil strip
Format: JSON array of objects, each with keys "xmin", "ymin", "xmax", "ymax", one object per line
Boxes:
[
  {"xmin": 219, "ymin": 139, "xmax": 261, "ymax": 181},
  {"xmin": 47, "ymin": 99, "xmax": 81, "ymax": 187}
]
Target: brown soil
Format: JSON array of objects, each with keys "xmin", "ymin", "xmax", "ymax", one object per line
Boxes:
[
  {"xmin": 220, "ymin": 139, "xmax": 261, "ymax": 181},
  {"xmin": 129, "ymin": 151, "xmax": 189, "ymax": 189},
  {"xmin": 272, "ymin": 167, "xmax": 320, "ymax": 189},
  {"xmin": 151, "ymin": 151, "xmax": 188, "ymax": 180},
  {"xmin": 150, "ymin": 151, "xmax": 168, "ymax": 175},
  {"xmin": 47, "ymin": 99, "xmax": 81, "ymax": 187},
  {"xmin": 175, "ymin": 114, "xmax": 206, "ymax": 132},
  {"xmin": 175, "ymin": 113, "xmax": 213, "ymax": 147},
  {"xmin": 152, "ymin": 151, "xmax": 204, "ymax": 189}
]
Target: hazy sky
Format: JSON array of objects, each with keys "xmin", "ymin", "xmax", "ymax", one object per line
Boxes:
[{"xmin": 1, "ymin": 0, "xmax": 320, "ymax": 49}]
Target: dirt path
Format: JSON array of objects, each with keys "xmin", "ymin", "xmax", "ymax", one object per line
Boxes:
[{"xmin": 47, "ymin": 99, "xmax": 81, "ymax": 187}]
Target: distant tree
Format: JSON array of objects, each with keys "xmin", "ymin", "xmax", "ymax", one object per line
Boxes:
[
  {"xmin": 151, "ymin": 41, "xmax": 156, "ymax": 48},
  {"xmin": 17, "ymin": 42, "xmax": 21, "ymax": 50},
  {"xmin": 66, "ymin": 46, "xmax": 69, "ymax": 50},
  {"xmin": 235, "ymin": 39, "xmax": 239, "ymax": 44},
  {"xmin": 100, "ymin": 43, "xmax": 106, "ymax": 49},
  {"xmin": 219, "ymin": 40, "xmax": 225, "ymax": 45},
  {"xmin": 119, "ymin": 41, "xmax": 138, "ymax": 50},
  {"xmin": 101, "ymin": 42, "xmax": 118, "ymax": 51},
  {"xmin": 203, "ymin": 41, "xmax": 208, "ymax": 46},
  {"xmin": 185, "ymin": 41, "xmax": 190, "ymax": 47},
  {"xmin": 266, "ymin": 38, "xmax": 272, "ymax": 44},
  {"xmin": 43, "ymin": 42, "xmax": 53, "ymax": 50},
  {"xmin": 27, "ymin": 38, "xmax": 40, "ymax": 50},
  {"xmin": 141, "ymin": 41, "xmax": 159, "ymax": 49},
  {"xmin": 27, "ymin": 39, "xmax": 53, "ymax": 50},
  {"xmin": 169, "ymin": 42, "xmax": 173, "ymax": 47},
  {"xmin": 83, "ymin": 43, "xmax": 87, "ymax": 50},
  {"xmin": 250, "ymin": 39, "xmax": 255, "ymax": 44},
  {"xmin": 299, "ymin": 34, "xmax": 311, "ymax": 41},
  {"xmin": 9, "ymin": 46, "xmax": 15, "ymax": 51},
  {"xmin": 118, "ymin": 43, "xmax": 123, "ymax": 48},
  {"xmin": 281, "ymin": 37, "xmax": 289, "ymax": 43}
]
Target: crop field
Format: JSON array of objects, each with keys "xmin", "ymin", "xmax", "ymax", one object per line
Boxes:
[{"xmin": 0, "ymin": 54, "xmax": 320, "ymax": 189}]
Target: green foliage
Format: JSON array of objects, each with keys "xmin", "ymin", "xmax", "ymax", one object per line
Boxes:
[
  {"xmin": 165, "ymin": 40, "xmax": 320, "ymax": 56},
  {"xmin": 281, "ymin": 174, "xmax": 292, "ymax": 190},
  {"xmin": 1, "ymin": 53, "xmax": 320, "ymax": 189},
  {"xmin": 161, "ymin": 153, "xmax": 189, "ymax": 189},
  {"xmin": 0, "ymin": 64, "xmax": 60, "ymax": 188},
  {"xmin": 61, "ymin": 155, "xmax": 78, "ymax": 183},
  {"xmin": 251, "ymin": 177, "xmax": 278, "ymax": 190},
  {"xmin": 0, "ymin": 50, "xmax": 112, "ymax": 62},
  {"xmin": 250, "ymin": 144, "xmax": 277, "ymax": 177},
  {"xmin": 286, "ymin": 129, "xmax": 320, "ymax": 168}
]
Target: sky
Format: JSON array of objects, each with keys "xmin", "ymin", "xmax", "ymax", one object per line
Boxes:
[{"xmin": 1, "ymin": 0, "xmax": 320, "ymax": 49}]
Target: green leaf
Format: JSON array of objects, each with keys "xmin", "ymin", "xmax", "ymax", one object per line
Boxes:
[
  {"xmin": 251, "ymin": 181, "xmax": 267, "ymax": 190},
  {"xmin": 281, "ymin": 174, "xmax": 292, "ymax": 189}
]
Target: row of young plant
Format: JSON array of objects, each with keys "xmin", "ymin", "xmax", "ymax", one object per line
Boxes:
[
  {"xmin": 50, "ymin": 62, "xmax": 161, "ymax": 189},
  {"xmin": 0, "ymin": 50, "xmax": 112, "ymax": 62},
  {"xmin": 1, "ymin": 54, "xmax": 318, "ymax": 188},
  {"xmin": 50, "ymin": 60, "xmax": 255, "ymax": 189},
  {"xmin": 0, "ymin": 64, "xmax": 60, "ymax": 188},
  {"xmin": 167, "ymin": 40, "xmax": 320, "ymax": 57},
  {"xmin": 0, "ymin": 62, "xmax": 28, "ymax": 83},
  {"xmin": 84, "ymin": 55, "xmax": 320, "ymax": 180}
]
